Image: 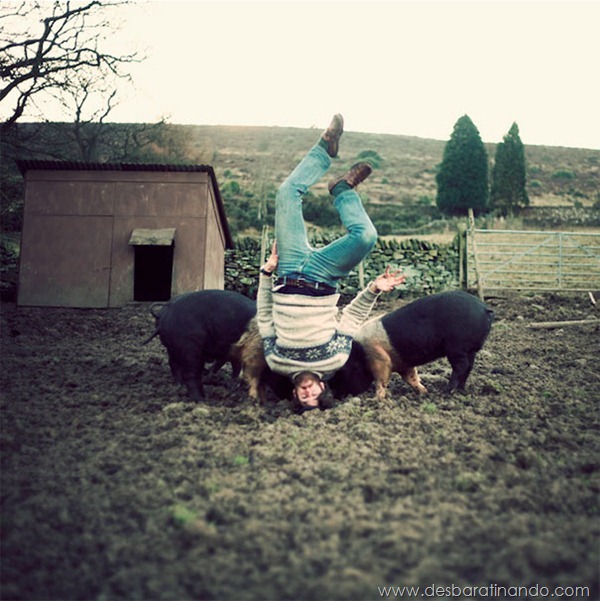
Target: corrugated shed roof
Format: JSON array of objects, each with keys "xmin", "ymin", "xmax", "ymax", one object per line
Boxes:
[
  {"xmin": 16, "ymin": 160, "xmax": 216, "ymax": 174},
  {"xmin": 16, "ymin": 160, "xmax": 234, "ymax": 249}
]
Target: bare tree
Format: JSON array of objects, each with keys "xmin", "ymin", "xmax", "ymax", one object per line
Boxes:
[
  {"xmin": 54, "ymin": 69, "xmax": 119, "ymax": 161},
  {"xmin": 0, "ymin": 0, "xmax": 141, "ymax": 133}
]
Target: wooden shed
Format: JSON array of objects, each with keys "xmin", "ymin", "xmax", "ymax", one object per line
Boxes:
[{"xmin": 16, "ymin": 161, "xmax": 233, "ymax": 308}]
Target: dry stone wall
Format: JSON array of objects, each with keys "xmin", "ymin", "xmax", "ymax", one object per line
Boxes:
[{"xmin": 225, "ymin": 235, "xmax": 460, "ymax": 301}]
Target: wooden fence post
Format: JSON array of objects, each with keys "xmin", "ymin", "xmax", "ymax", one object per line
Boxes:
[
  {"xmin": 260, "ymin": 225, "xmax": 269, "ymax": 265},
  {"xmin": 358, "ymin": 261, "xmax": 365, "ymax": 290},
  {"xmin": 468, "ymin": 208, "xmax": 484, "ymax": 300},
  {"xmin": 457, "ymin": 224, "xmax": 467, "ymax": 290}
]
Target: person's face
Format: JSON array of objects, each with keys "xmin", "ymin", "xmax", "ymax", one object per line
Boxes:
[{"xmin": 294, "ymin": 375, "xmax": 325, "ymax": 408}]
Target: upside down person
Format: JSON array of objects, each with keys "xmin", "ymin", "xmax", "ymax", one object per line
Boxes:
[{"xmin": 256, "ymin": 114, "xmax": 405, "ymax": 411}]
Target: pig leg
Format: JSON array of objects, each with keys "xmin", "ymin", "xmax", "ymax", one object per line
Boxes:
[
  {"xmin": 244, "ymin": 371, "xmax": 267, "ymax": 403},
  {"xmin": 364, "ymin": 343, "xmax": 393, "ymax": 401},
  {"xmin": 181, "ymin": 368, "xmax": 205, "ymax": 402},
  {"xmin": 168, "ymin": 356, "xmax": 184, "ymax": 384},
  {"xmin": 232, "ymin": 325, "xmax": 268, "ymax": 403},
  {"xmin": 240, "ymin": 350, "xmax": 268, "ymax": 403},
  {"xmin": 179, "ymin": 348, "xmax": 206, "ymax": 402},
  {"xmin": 447, "ymin": 352, "xmax": 474, "ymax": 392},
  {"xmin": 400, "ymin": 366, "xmax": 428, "ymax": 395},
  {"xmin": 229, "ymin": 357, "xmax": 242, "ymax": 380}
]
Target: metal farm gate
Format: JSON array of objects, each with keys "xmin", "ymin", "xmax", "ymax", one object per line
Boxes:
[{"xmin": 464, "ymin": 227, "xmax": 600, "ymax": 295}]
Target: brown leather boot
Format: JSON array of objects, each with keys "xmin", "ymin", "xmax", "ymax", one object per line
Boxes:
[
  {"xmin": 320, "ymin": 113, "xmax": 344, "ymax": 157},
  {"xmin": 328, "ymin": 162, "xmax": 373, "ymax": 194}
]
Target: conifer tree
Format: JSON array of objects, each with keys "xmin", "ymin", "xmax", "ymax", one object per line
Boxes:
[
  {"xmin": 436, "ymin": 115, "xmax": 489, "ymax": 215},
  {"xmin": 490, "ymin": 122, "xmax": 530, "ymax": 216}
]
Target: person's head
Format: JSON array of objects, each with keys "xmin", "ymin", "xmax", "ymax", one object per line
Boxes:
[{"xmin": 291, "ymin": 371, "xmax": 335, "ymax": 412}]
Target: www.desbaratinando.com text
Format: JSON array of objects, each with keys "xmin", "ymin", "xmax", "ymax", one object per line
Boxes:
[{"xmin": 378, "ymin": 584, "xmax": 591, "ymax": 598}]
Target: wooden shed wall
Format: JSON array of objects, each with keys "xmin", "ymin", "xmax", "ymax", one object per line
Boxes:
[
  {"xmin": 18, "ymin": 168, "xmax": 229, "ymax": 307},
  {"xmin": 203, "ymin": 182, "xmax": 228, "ymax": 289}
]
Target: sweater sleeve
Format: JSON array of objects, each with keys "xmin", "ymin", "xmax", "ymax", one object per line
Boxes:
[
  {"xmin": 337, "ymin": 283, "xmax": 381, "ymax": 337},
  {"xmin": 256, "ymin": 273, "xmax": 276, "ymax": 338}
]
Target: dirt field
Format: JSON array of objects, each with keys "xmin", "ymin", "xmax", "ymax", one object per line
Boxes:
[{"xmin": 1, "ymin": 291, "xmax": 599, "ymax": 601}]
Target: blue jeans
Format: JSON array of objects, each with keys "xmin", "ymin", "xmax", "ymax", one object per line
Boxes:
[{"xmin": 275, "ymin": 144, "xmax": 377, "ymax": 288}]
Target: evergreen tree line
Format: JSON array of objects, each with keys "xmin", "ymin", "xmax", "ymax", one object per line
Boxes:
[{"xmin": 436, "ymin": 115, "xmax": 529, "ymax": 217}]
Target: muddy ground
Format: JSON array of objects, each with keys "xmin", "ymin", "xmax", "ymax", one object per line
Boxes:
[{"xmin": 1, "ymin": 292, "xmax": 599, "ymax": 601}]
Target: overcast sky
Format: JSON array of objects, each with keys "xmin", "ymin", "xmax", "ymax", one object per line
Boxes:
[{"xmin": 22, "ymin": 0, "xmax": 600, "ymax": 149}]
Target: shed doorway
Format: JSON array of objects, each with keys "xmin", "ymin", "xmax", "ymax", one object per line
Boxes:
[{"xmin": 129, "ymin": 228, "xmax": 176, "ymax": 302}]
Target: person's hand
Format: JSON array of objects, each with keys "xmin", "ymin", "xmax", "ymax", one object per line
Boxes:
[
  {"xmin": 370, "ymin": 266, "xmax": 405, "ymax": 293},
  {"xmin": 262, "ymin": 241, "xmax": 279, "ymax": 274}
]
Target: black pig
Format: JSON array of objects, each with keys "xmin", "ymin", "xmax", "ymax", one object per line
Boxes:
[
  {"xmin": 330, "ymin": 291, "xmax": 494, "ymax": 400},
  {"xmin": 145, "ymin": 290, "xmax": 293, "ymax": 403},
  {"xmin": 145, "ymin": 290, "xmax": 257, "ymax": 402}
]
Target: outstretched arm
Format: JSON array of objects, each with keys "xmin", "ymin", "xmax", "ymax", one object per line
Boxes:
[
  {"xmin": 369, "ymin": 266, "xmax": 406, "ymax": 294},
  {"xmin": 261, "ymin": 241, "xmax": 279, "ymax": 275},
  {"xmin": 339, "ymin": 266, "xmax": 406, "ymax": 336},
  {"xmin": 256, "ymin": 241, "xmax": 278, "ymax": 338}
]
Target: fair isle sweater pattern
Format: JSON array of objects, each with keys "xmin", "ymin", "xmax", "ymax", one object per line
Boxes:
[
  {"xmin": 256, "ymin": 273, "xmax": 381, "ymax": 379},
  {"xmin": 262, "ymin": 333, "xmax": 354, "ymax": 363}
]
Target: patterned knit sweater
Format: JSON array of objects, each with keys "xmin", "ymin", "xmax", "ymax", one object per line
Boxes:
[{"xmin": 256, "ymin": 273, "xmax": 381, "ymax": 379}]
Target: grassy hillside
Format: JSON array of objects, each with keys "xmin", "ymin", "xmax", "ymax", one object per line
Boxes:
[
  {"xmin": 2, "ymin": 122, "xmax": 598, "ymax": 238},
  {"xmin": 182, "ymin": 124, "xmax": 599, "ymax": 209}
]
